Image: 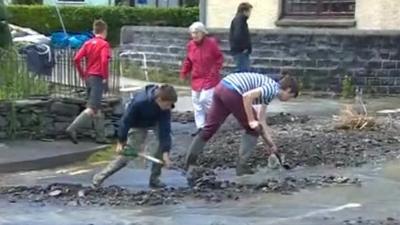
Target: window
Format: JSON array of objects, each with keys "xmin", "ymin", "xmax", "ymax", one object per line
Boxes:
[{"xmin": 281, "ymin": 0, "xmax": 355, "ymax": 19}]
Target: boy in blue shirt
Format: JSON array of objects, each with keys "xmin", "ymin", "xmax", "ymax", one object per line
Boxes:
[{"xmin": 92, "ymin": 84, "xmax": 177, "ymax": 188}]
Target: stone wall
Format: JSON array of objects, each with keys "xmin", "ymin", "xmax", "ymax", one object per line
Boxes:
[
  {"xmin": 121, "ymin": 26, "xmax": 400, "ymax": 94},
  {"xmin": 0, "ymin": 97, "xmax": 123, "ymax": 140}
]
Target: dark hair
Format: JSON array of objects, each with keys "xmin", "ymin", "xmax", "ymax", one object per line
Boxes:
[
  {"xmin": 279, "ymin": 74, "xmax": 299, "ymax": 98},
  {"xmin": 156, "ymin": 84, "xmax": 178, "ymax": 102},
  {"xmin": 237, "ymin": 2, "xmax": 253, "ymax": 14},
  {"xmin": 93, "ymin": 19, "xmax": 107, "ymax": 34}
]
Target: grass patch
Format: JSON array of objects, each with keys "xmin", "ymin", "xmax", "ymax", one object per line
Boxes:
[
  {"xmin": 120, "ymin": 60, "xmax": 189, "ymax": 86},
  {"xmin": 86, "ymin": 144, "xmax": 116, "ymax": 163}
]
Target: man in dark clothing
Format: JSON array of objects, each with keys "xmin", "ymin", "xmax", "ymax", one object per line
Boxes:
[
  {"xmin": 229, "ymin": 2, "xmax": 253, "ymax": 72},
  {"xmin": 92, "ymin": 84, "xmax": 178, "ymax": 189}
]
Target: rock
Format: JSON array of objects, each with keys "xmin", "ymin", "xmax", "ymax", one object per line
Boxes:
[
  {"xmin": 268, "ymin": 154, "xmax": 280, "ymax": 170},
  {"xmin": 78, "ymin": 190, "xmax": 86, "ymax": 198},
  {"xmin": 49, "ymin": 190, "xmax": 62, "ymax": 197},
  {"xmin": 54, "ymin": 122, "xmax": 70, "ymax": 133},
  {"xmin": 0, "ymin": 131, "xmax": 7, "ymax": 139},
  {"xmin": 50, "ymin": 102, "xmax": 80, "ymax": 117},
  {"xmin": 54, "ymin": 116, "xmax": 74, "ymax": 123},
  {"xmin": 67, "ymin": 200, "xmax": 80, "ymax": 207},
  {"xmin": 112, "ymin": 103, "xmax": 124, "ymax": 116},
  {"xmin": 104, "ymin": 123, "xmax": 115, "ymax": 138},
  {"xmin": 0, "ymin": 116, "xmax": 7, "ymax": 127},
  {"xmin": 15, "ymin": 99, "xmax": 49, "ymax": 108}
]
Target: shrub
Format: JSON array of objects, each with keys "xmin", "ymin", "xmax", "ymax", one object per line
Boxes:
[
  {"xmin": 6, "ymin": 5, "xmax": 199, "ymax": 45},
  {"xmin": 12, "ymin": 0, "xmax": 42, "ymax": 5},
  {"xmin": 0, "ymin": 48, "xmax": 49, "ymax": 100}
]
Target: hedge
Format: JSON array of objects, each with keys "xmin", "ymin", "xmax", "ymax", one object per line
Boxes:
[{"xmin": 6, "ymin": 5, "xmax": 199, "ymax": 45}]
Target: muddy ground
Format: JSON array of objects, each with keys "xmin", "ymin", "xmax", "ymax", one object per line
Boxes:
[
  {"xmin": 1, "ymin": 113, "xmax": 399, "ymax": 224},
  {"xmin": 178, "ymin": 113, "xmax": 400, "ymax": 170}
]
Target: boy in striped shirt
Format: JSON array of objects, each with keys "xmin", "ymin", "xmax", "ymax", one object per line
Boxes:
[{"xmin": 184, "ymin": 71, "xmax": 299, "ymax": 177}]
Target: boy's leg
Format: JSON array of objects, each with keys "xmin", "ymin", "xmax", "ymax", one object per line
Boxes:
[
  {"xmin": 66, "ymin": 76, "xmax": 103, "ymax": 144},
  {"xmin": 148, "ymin": 130, "xmax": 165, "ymax": 188},
  {"xmin": 223, "ymin": 92, "xmax": 259, "ymax": 176},
  {"xmin": 89, "ymin": 76, "xmax": 110, "ymax": 144},
  {"xmin": 94, "ymin": 110, "xmax": 111, "ymax": 144},
  {"xmin": 92, "ymin": 128, "xmax": 147, "ymax": 188},
  {"xmin": 92, "ymin": 155, "xmax": 129, "ymax": 188},
  {"xmin": 66, "ymin": 109, "xmax": 92, "ymax": 144},
  {"xmin": 236, "ymin": 133, "xmax": 258, "ymax": 176},
  {"xmin": 185, "ymin": 85, "xmax": 230, "ymax": 171}
]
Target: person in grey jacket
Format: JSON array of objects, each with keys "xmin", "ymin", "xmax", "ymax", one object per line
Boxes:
[{"xmin": 229, "ymin": 2, "xmax": 253, "ymax": 72}]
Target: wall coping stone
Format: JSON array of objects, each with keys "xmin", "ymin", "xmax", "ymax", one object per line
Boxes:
[{"xmin": 121, "ymin": 25, "xmax": 400, "ymax": 38}]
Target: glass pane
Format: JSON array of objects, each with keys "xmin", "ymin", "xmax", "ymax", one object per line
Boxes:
[
  {"xmin": 283, "ymin": 0, "xmax": 355, "ymax": 17},
  {"xmin": 321, "ymin": 0, "xmax": 355, "ymax": 14},
  {"xmin": 284, "ymin": 0, "xmax": 318, "ymax": 14}
]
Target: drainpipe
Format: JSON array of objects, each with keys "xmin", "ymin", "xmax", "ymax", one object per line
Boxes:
[{"xmin": 199, "ymin": 0, "xmax": 207, "ymax": 26}]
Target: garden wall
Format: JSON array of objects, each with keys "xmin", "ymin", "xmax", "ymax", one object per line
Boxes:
[
  {"xmin": 0, "ymin": 97, "xmax": 123, "ymax": 140},
  {"xmin": 121, "ymin": 26, "xmax": 400, "ymax": 94}
]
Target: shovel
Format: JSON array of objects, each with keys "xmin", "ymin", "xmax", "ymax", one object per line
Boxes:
[
  {"xmin": 255, "ymin": 124, "xmax": 292, "ymax": 170},
  {"xmin": 138, "ymin": 153, "xmax": 186, "ymax": 175},
  {"xmin": 274, "ymin": 152, "xmax": 291, "ymax": 170}
]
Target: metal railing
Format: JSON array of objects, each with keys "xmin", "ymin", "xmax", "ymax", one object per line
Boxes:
[{"xmin": 0, "ymin": 48, "xmax": 121, "ymax": 100}]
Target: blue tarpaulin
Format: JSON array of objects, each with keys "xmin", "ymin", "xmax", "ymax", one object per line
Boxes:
[{"xmin": 50, "ymin": 31, "xmax": 94, "ymax": 49}]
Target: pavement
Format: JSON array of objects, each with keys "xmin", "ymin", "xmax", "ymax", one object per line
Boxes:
[{"xmin": 0, "ymin": 140, "xmax": 109, "ymax": 173}]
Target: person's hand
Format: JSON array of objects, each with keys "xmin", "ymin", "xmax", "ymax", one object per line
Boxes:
[
  {"xmin": 249, "ymin": 120, "xmax": 260, "ymax": 130},
  {"xmin": 162, "ymin": 152, "xmax": 173, "ymax": 169},
  {"xmin": 115, "ymin": 142, "xmax": 125, "ymax": 154}
]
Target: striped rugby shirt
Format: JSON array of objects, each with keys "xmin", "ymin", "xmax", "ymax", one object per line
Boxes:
[{"xmin": 223, "ymin": 72, "xmax": 280, "ymax": 105}]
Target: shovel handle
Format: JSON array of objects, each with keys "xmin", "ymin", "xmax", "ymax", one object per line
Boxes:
[{"xmin": 138, "ymin": 153, "xmax": 164, "ymax": 164}]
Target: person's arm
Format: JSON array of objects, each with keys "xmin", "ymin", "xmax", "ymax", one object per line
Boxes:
[
  {"xmin": 117, "ymin": 100, "xmax": 139, "ymax": 149},
  {"xmin": 73, "ymin": 44, "xmax": 87, "ymax": 79},
  {"xmin": 158, "ymin": 110, "xmax": 173, "ymax": 167},
  {"xmin": 258, "ymin": 105, "xmax": 277, "ymax": 153},
  {"xmin": 100, "ymin": 43, "xmax": 111, "ymax": 81},
  {"xmin": 180, "ymin": 43, "xmax": 193, "ymax": 80},
  {"xmin": 242, "ymin": 87, "xmax": 263, "ymax": 128}
]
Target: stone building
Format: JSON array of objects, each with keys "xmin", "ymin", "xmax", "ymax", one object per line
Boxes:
[{"xmin": 122, "ymin": 0, "xmax": 400, "ymax": 94}]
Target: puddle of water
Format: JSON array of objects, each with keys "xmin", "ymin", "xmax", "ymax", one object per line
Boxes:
[{"xmin": 1, "ymin": 159, "xmax": 400, "ymax": 225}]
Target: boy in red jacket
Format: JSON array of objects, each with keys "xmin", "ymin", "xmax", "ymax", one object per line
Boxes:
[
  {"xmin": 66, "ymin": 19, "xmax": 111, "ymax": 144},
  {"xmin": 180, "ymin": 22, "xmax": 224, "ymax": 136}
]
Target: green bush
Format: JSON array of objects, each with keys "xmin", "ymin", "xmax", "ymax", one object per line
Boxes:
[
  {"xmin": 0, "ymin": 0, "xmax": 12, "ymax": 48},
  {"xmin": 0, "ymin": 48, "xmax": 49, "ymax": 100},
  {"xmin": 6, "ymin": 5, "xmax": 199, "ymax": 45},
  {"xmin": 12, "ymin": 0, "xmax": 42, "ymax": 5}
]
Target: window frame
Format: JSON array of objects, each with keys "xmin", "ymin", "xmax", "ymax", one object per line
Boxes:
[{"xmin": 281, "ymin": 0, "xmax": 356, "ymax": 19}]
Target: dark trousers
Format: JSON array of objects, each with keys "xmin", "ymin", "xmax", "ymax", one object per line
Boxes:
[{"xmin": 232, "ymin": 52, "xmax": 250, "ymax": 72}]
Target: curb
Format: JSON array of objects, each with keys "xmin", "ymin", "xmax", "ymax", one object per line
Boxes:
[{"xmin": 0, "ymin": 145, "xmax": 110, "ymax": 174}]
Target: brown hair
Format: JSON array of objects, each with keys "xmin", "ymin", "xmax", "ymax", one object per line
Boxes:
[
  {"xmin": 237, "ymin": 2, "xmax": 253, "ymax": 14},
  {"xmin": 279, "ymin": 73, "xmax": 299, "ymax": 98},
  {"xmin": 156, "ymin": 84, "xmax": 178, "ymax": 102},
  {"xmin": 93, "ymin": 19, "xmax": 107, "ymax": 35}
]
